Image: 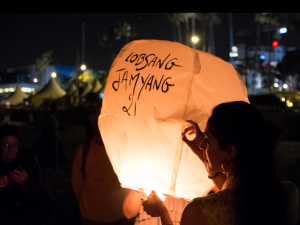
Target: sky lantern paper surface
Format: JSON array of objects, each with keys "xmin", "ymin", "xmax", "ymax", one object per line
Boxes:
[{"xmin": 98, "ymin": 40, "xmax": 249, "ymax": 200}]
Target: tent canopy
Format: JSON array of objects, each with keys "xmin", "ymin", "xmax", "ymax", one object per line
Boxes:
[
  {"xmin": 31, "ymin": 78, "xmax": 66, "ymax": 100},
  {"xmin": 92, "ymin": 80, "xmax": 102, "ymax": 93},
  {"xmin": 82, "ymin": 82, "xmax": 93, "ymax": 96},
  {"xmin": 0, "ymin": 85, "xmax": 28, "ymax": 105},
  {"xmin": 67, "ymin": 83, "xmax": 79, "ymax": 96},
  {"xmin": 31, "ymin": 78, "xmax": 66, "ymax": 106}
]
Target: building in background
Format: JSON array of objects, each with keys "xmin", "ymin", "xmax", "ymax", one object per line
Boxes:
[{"xmin": 0, "ymin": 64, "xmax": 76, "ymax": 100}]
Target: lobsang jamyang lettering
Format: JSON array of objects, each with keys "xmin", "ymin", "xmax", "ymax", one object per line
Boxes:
[
  {"xmin": 125, "ymin": 52, "xmax": 182, "ymax": 71},
  {"xmin": 112, "ymin": 69, "xmax": 174, "ymax": 100}
]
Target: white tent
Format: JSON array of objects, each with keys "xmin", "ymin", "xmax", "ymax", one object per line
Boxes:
[
  {"xmin": 82, "ymin": 82, "xmax": 93, "ymax": 96},
  {"xmin": 31, "ymin": 77, "xmax": 66, "ymax": 106},
  {"xmin": 92, "ymin": 80, "xmax": 102, "ymax": 93},
  {"xmin": 67, "ymin": 83, "xmax": 79, "ymax": 95},
  {"xmin": 67, "ymin": 83, "xmax": 80, "ymax": 105},
  {"xmin": 0, "ymin": 85, "xmax": 28, "ymax": 105}
]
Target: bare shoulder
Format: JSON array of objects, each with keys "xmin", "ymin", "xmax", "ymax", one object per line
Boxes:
[{"xmin": 181, "ymin": 201, "xmax": 207, "ymax": 225}]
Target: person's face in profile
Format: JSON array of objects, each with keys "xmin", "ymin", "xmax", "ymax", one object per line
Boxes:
[
  {"xmin": 1, "ymin": 135, "xmax": 19, "ymax": 163},
  {"xmin": 203, "ymin": 125, "xmax": 228, "ymax": 174}
]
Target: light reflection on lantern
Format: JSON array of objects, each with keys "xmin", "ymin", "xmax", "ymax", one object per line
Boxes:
[{"xmin": 99, "ymin": 40, "xmax": 249, "ymax": 200}]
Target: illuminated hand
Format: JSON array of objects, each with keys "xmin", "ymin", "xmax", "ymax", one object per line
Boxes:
[
  {"xmin": 9, "ymin": 170, "xmax": 28, "ymax": 185},
  {"xmin": 182, "ymin": 120, "xmax": 206, "ymax": 162},
  {"xmin": 0, "ymin": 175, "xmax": 8, "ymax": 188},
  {"xmin": 142, "ymin": 191, "xmax": 166, "ymax": 217}
]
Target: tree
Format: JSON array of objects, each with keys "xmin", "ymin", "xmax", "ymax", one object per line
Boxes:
[
  {"xmin": 36, "ymin": 50, "xmax": 57, "ymax": 72},
  {"xmin": 99, "ymin": 26, "xmax": 122, "ymax": 70},
  {"xmin": 116, "ymin": 14, "xmax": 152, "ymax": 43},
  {"xmin": 195, "ymin": 13, "xmax": 222, "ymax": 54},
  {"xmin": 181, "ymin": 13, "xmax": 194, "ymax": 47},
  {"xmin": 165, "ymin": 13, "xmax": 186, "ymax": 43}
]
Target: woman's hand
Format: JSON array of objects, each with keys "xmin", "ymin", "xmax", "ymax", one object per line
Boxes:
[
  {"xmin": 182, "ymin": 120, "xmax": 207, "ymax": 162},
  {"xmin": 182, "ymin": 120, "xmax": 213, "ymax": 175},
  {"xmin": 9, "ymin": 169, "xmax": 28, "ymax": 185},
  {"xmin": 142, "ymin": 191, "xmax": 166, "ymax": 217},
  {"xmin": 0, "ymin": 175, "xmax": 8, "ymax": 188}
]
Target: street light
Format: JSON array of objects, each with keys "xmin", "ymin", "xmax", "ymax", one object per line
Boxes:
[
  {"xmin": 81, "ymin": 64, "xmax": 86, "ymax": 70},
  {"xmin": 283, "ymin": 83, "xmax": 288, "ymax": 89},
  {"xmin": 51, "ymin": 72, "xmax": 57, "ymax": 78},
  {"xmin": 191, "ymin": 36, "xmax": 199, "ymax": 44},
  {"xmin": 33, "ymin": 78, "xmax": 38, "ymax": 83},
  {"xmin": 274, "ymin": 83, "xmax": 279, "ymax": 88}
]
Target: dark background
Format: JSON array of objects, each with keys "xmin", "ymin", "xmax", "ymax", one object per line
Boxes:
[{"xmin": 0, "ymin": 13, "xmax": 261, "ymax": 71}]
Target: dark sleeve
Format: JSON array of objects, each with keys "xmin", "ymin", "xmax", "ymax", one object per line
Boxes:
[
  {"xmin": 21, "ymin": 154, "xmax": 47, "ymax": 202},
  {"xmin": 283, "ymin": 181, "xmax": 299, "ymax": 225}
]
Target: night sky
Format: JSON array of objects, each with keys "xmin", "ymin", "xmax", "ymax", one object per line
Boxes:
[{"xmin": 0, "ymin": 13, "xmax": 260, "ymax": 72}]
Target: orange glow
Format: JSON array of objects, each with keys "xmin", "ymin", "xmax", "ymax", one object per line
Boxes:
[{"xmin": 99, "ymin": 40, "xmax": 249, "ymax": 200}]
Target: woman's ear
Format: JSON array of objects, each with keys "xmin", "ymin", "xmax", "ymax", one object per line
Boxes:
[{"xmin": 227, "ymin": 144, "xmax": 237, "ymax": 160}]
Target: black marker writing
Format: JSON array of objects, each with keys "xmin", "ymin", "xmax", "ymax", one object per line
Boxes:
[
  {"xmin": 122, "ymin": 94, "xmax": 134, "ymax": 116},
  {"xmin": 124, "ymin": 52, "xmax": 182, "ymax": 71}
]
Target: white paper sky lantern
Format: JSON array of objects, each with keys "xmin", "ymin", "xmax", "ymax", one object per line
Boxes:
[{"xmin": 98, "ymin": 40, "xmax": 249, "ymax": 200}]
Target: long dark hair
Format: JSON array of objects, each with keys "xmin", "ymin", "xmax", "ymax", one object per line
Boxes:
[{"xmin": 207, "ymin": 101, "xmax": 288, "ymax": 225}]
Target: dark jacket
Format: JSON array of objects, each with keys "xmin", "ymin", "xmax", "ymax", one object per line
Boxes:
[{"xmin": 0, "ymin": 150, "xmax": 47, "ymax": 225}]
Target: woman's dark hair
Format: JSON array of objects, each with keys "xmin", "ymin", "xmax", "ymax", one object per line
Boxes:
[
  {"xmin": 0, "ymin": 125, "xmax": 21, "ymax": 142},
  {"xmin": 207, "ymin": 101, "xmax": 287, "ymax": 225}
]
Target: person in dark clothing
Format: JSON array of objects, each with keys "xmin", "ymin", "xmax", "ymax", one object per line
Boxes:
[
  {"xmin": 41, "ymin": 103, "xmax": 59, "ymax": 170},
  {"xmin": 0, "ymin": 125, "xmax": 48, "ymax": 225}
]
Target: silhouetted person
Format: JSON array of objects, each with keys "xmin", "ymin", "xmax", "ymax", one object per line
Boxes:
[
  {"xmin": 0, "ymin": 125, "xmax": 47, "ymax": 225},
  {"xmin": 142, "ymin": 101, "xmax": 299, "ymax": 225},
  {"xmin": 43, "ymin": 103, "xmax": 59, "ymax": 169}
]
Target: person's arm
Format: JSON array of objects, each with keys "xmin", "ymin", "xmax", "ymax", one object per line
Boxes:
[
  {"xmin": 9, "ymin": 157, "xmax": 46, "ymax": 202},
  {"xmin": 142, "ymin": 191, "xmax": 207, "ymax": 225},
  {"xmin": 142, "ymin": 191, "xmax": 173, "ymax": 225},
  {"xmin": 182, "ymin": 121, "xmax": 226, "ymax": 192},
  {"xmin": 0, "ymin": 175, "xmax": 8, "ymax": 189},
  {"xmin": 180, "ymin": 201, "xmax": 207, "ymax": 225},
  {"xmin": 71, "ymin": 145, "xmax": 84, "ymax": 200},
  {"xmin": 123, "ymin": 189, "xmax": 145, "ymax": 219}
]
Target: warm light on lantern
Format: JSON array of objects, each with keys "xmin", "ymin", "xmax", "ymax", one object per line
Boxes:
[{"xmin": 98, "ymin": 40, "xmax": 249, "ymax": 200}]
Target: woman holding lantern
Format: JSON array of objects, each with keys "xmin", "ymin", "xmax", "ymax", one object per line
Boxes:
[{"xmin": 142, "ymin": 101, "xmax": 299, "ymax": 225}]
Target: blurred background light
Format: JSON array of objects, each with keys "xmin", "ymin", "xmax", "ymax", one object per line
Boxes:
[
  {"xmin": 279, "ymin": 27, "xmax": 287, "ymax": 34},
  {"xmin": 80, "ymin": 64, "xmax": 86, "ymax": 70},
  {"xmin": 191, "ymin": 36, "xmax": 199, "ymax": 43}
]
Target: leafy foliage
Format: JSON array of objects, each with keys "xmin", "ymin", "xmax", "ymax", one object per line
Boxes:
[
  {"xmin": 195, "ymin": 13, "xmax": 222, "ymax": 25},
  {"xmin": 36, "ymin": 50, "xmax": 57, "ymax": 72},
  {"xmin": 255, "ymin": 13, "xmax": 279, "ymax": 25}
]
